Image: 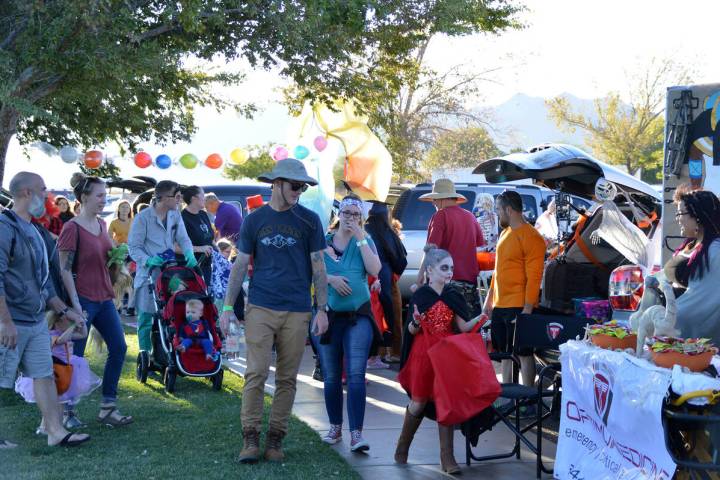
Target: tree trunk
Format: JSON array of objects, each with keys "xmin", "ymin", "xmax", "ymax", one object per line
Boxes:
[{"xmin": 0, "ymin": 106, "xmax": 20, "ymax": 188}]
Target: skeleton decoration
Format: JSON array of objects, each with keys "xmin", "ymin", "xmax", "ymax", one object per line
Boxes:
[
  {"xmin": 629, "ymin": 275, "xmax": 679, "ymax": 357},
  {"xmin": 589, "ymin": 178, "xmax": 650, "ymax": 266}
]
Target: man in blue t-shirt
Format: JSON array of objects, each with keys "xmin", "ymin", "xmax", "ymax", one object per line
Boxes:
[{"xmin": 219, "ymin": 158, "xmax": 328, "ymax": 464}]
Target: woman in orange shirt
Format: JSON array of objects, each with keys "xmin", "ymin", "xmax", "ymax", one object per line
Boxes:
[{"xmin": 108, "ymin": 200, "xmax": 132, "ymax": 246}]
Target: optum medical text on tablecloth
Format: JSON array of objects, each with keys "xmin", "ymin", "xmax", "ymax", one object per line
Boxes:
[{"xmin": 555, "ymin": 341, "xmax": 675, "ymax": 480}]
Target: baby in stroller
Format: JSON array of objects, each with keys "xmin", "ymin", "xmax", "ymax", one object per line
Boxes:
[{"xmin": 178, "ymin": 298, "xmax": 219, "ymax": 362}]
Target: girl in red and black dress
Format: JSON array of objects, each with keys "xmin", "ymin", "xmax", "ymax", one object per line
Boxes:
[{"xmin": 395, "ymin": 246, "xmax": 482, "ymax": 475}]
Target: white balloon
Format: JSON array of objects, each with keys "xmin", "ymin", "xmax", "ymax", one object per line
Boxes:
[{"xmin": 59, "ymin": 146, "xmax": 78, "ymax": 164}]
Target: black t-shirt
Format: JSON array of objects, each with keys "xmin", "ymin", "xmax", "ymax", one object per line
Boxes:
[{"xmin": 181, "ymin": 209, "xmax": 214, "ymax": 251}]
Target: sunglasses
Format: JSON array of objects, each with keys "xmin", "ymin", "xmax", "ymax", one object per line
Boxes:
[{"xmin": 286, "ymin": 181, "xmax": 308, "ymax": 192}]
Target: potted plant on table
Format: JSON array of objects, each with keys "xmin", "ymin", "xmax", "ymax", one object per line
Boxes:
[
  {"xmin": 587, "ymin": 320, "xmax": 637, "ymax": 350},
  {"xmin": 650, "ymin": 337, "xmax": 717, "ymax": 372}
]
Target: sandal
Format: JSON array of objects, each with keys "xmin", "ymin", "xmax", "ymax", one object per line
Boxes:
[
  {"xmin": 51, "ymin": 432, "xmax": 90, "ymax": 447},
  {"xmin": 97, "ymin": 406, "xmax": 133, "ymax": 427},
  {"xmin": 0, "ymin": 439, "xmax": 17, "ymax": 449}
]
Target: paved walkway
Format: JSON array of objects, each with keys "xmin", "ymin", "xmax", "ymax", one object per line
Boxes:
[{"xmin": 225, "ymin": 339, "xmax": 557, "ymax": 479}]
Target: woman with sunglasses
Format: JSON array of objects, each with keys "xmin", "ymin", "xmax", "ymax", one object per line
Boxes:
[
  {"xmin": 128, "ymin": 180, "xmax": 195, "ymax": 356},
  {"xmin": 395, "ymin": 246, "xmax": 483, "ymax": 475},
  {"xmin": 661, "ymin": 187, "xmax": 720, "ymax": 346},
  {"xmin": 317, "ymin": 194, "xmax": 382, "ymax": 452}
]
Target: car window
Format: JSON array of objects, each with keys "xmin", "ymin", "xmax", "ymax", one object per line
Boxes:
[{"xmin": 396, "ymin": 189, "xmax": 476, "ymax": 230}]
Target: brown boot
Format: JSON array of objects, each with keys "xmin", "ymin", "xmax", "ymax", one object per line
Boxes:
[
  {"xmin": 439, "ymin": 425, "xmax": 461, "ymax": 475},
  {"xmin": 238, "ymin": 428, "xmax": 260, "ymax": 464},
  {"xmin": 264, "ymin": 429, "xmax": 285, "ymax": 462},
  {"xmin": 394, "ymin": 407, "xmax": 423, "ymax": 464}
]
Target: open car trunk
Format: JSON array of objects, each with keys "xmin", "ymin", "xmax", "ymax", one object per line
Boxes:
[{"xmin": 474, "ymin": 144, "xmax": 661, "ymax": 312}]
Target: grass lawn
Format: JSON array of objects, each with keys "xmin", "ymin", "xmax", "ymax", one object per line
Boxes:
[{"xmin": 0, "ymin": 329, "xmax": 360, "ymax": 480}]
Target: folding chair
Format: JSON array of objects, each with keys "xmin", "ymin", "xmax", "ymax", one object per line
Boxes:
[{"xmin": 465, "ymin": 313, "xmax": 591, "ymax": 478}]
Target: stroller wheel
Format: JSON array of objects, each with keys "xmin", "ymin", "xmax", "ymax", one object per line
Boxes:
[
  {"xmin": 136, "ymin": 351, "xmax": 149, "ymax": 384},
  {"xmin": 164, "ymin": 367, "xmax": 177, "ymax": 393},
  {"xmin": 212, "ymin": 370, "xmax": 224, "ymax": 391}
]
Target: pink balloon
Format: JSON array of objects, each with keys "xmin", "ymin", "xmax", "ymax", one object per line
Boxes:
[
  {"xmin": 272, "ymin": 145, "xmax": 289, "ymax": 162},
  {"xmin": 313, "ymin": 135, "xmax": 328, "ymax": 152}
]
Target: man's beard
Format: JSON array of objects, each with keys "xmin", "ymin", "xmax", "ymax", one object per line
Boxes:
[{"xmin": 499, "ymin": 217, "xmax": 509, "ymax": 229}]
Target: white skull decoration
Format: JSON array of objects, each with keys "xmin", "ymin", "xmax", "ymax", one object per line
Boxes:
[{"xmin": 594, "ymin": 178, "xmax": 617, "ymax": 202}]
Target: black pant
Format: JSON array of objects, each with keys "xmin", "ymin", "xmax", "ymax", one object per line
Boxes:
[{"xmin": 490, "ymin": 307, "xmax": 525, "ymax": 354}]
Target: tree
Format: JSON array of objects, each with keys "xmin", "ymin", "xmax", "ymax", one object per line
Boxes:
[
  {"xmin": 223, "ymin": 145, "xmax": 275, "ymax": 181},
  {"xmin": 423, "ymin": 126, "xmax": 502, "ymax": 172},
  {"xmin": 284, "ymin": 1, "xmax": 522, "ymax": 182},
  {"xmin": 546, "ymin": 58, "xmax": 693, "ymax": 182},
  {"xmin": 0, "ymin": 0, "xmax": 521, "ymax": 185}
]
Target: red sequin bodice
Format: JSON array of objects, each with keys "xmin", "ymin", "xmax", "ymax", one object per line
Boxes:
[{"xmin": 421, "ymin": 300, "xmax": 455, "ymax": 335}]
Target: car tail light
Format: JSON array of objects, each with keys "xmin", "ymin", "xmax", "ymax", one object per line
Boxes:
[{"xmin": 608, "ymin": 265, "xmax": 645, "ymax": 311}]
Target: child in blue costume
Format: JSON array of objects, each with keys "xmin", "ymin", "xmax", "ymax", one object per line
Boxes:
[{"xmin": 178, "ymin": 299, "xmax": 218, "ymax": 361}]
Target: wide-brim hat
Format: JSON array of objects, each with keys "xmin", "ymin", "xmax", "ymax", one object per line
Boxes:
[
  {"xmin": 258, "ymin": 158, "xmax": 318, "ymax": 186},
  {"xmin": 419, "ymin": 178, "xmax": 467, "ymax": 203}
]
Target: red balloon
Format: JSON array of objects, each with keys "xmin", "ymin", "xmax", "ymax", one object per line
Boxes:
[
  {"xmin": 84, "ymin": 150, "xmax": 103, "ymax": 169},
  {"xmin": 205, "ymin": 153, "xmax": 223, "ymax": 169},
  {"xmin": 134, "ymin": 151, "xmax": 152, "ymax": 169}
]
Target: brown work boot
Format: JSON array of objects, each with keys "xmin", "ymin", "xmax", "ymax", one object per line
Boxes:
[
  {"xmin": 394, "ymin": 407, "xmax": 423, "ymax": 464},
  {"xmin": 264, "ymin": 429, "xmax": 285, "ymax": 462},
  {"xmin": 238, "ymin": 428, "xmax": 260, "ymax": 464}
]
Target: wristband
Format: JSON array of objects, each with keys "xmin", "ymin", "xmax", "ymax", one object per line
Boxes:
[
  {"xmin": 356, "ymin": 239, "xmax": 368, "ymax": 247},
  {"xmin": 222, "ymin": 305, "xmax": 234, "ymax": 312}
]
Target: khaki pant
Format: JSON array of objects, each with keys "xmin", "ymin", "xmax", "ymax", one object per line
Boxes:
[{"xmin": 242, "ymin": 303, "xmax": 311, "ymax": 434}]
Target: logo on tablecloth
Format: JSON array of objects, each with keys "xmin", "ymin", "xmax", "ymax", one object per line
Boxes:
[
  {"xmin": 593, "ymin": 372, "xmax": 613, "ymax": 426},
  {"xmin": 547, "ymin": 322, "xmax": 564, "ymax": 340}
]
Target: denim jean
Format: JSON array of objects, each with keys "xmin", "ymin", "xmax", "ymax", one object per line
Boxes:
[
  {"xmin": 317, "ymin": 315, "xmax": 373, "ymax": 431},
  {"xmin": 74, "ymin": 297, "xmax": 127, "ymax": 403}
]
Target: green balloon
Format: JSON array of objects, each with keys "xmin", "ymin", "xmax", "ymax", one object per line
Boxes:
[{"xmin": 179, "ymin": 153, "xmax": 198, "ymax": 169}]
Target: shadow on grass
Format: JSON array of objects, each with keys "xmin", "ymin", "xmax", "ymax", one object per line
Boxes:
[{"xmin": 0, "ymin": 329, "xmax": 360, "ymax": 480}]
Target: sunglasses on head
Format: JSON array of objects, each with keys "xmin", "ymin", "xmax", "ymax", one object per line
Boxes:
[{"xmin": 285, "ymin": 180, "xmax": 308, "ymax": 192}]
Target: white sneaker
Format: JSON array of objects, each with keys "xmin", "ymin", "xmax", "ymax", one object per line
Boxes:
[{"xmin": 322, "ymin": 424, "xmax": 342, "ymax": 445}]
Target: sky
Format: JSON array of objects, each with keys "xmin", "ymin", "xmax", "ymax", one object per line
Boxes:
[{"xmin": 5, "ymin": 0, "xmax": 720, "ymax": 189}]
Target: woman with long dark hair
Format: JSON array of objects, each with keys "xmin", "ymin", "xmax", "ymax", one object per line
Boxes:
[
  {"xmin": 364, "ymin": 202, "xmax": 407, "ymax": 364},
  {"xmin": 666, "ymin": 188, "xmax": 720, "ymax": 345},
  {"xmin": 180, "ymin": 186, "xmax": 214, "ymax": 288},
  {"xmin": 56, "ymin": 196, "xmax": 74, "ymax": 224}
]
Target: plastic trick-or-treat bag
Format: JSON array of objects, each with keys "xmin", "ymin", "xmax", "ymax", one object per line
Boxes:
[{"xmin": 428, "ymin": 322, "xmax": 501, "ymax": 425}]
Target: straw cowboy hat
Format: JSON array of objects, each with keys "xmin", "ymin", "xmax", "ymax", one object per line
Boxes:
[
  {"xmin": 258, "ymin": 158, "xmax": 318, "ymax": 186},
  {"xmin": 419, "ymin": 178, "xmax": 467, "ymax": 204}
]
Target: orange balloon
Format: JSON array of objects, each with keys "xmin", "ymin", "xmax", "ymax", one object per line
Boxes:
[
  {"xmin": 205, "ymin": 153, "xmax": 223, "ymax": 169},
  {"xmin": 134, "ymin": 151, "xmax": 152, "ymax": 168},
  {"xmin": 84, "ymin": 150, "xmax": 103, "ymax": 169}
]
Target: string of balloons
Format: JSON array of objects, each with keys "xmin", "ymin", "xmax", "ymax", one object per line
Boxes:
[{"xmin": 57, "ymin": 135, "xmax": 329, "ymax": 170}]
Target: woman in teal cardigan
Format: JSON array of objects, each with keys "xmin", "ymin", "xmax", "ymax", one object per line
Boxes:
[{"xmin": 316, "ymin": 194, "xmax": 381, "ymax": 452}]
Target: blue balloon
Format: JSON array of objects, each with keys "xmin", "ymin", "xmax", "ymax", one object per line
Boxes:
[
  {"xmin": 294, "ymin": 145, "xmax": 310, "ymax": 160},
  {"xmin": 155, "ymin": 154, "xmax": 172, "ymax": 169}
]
